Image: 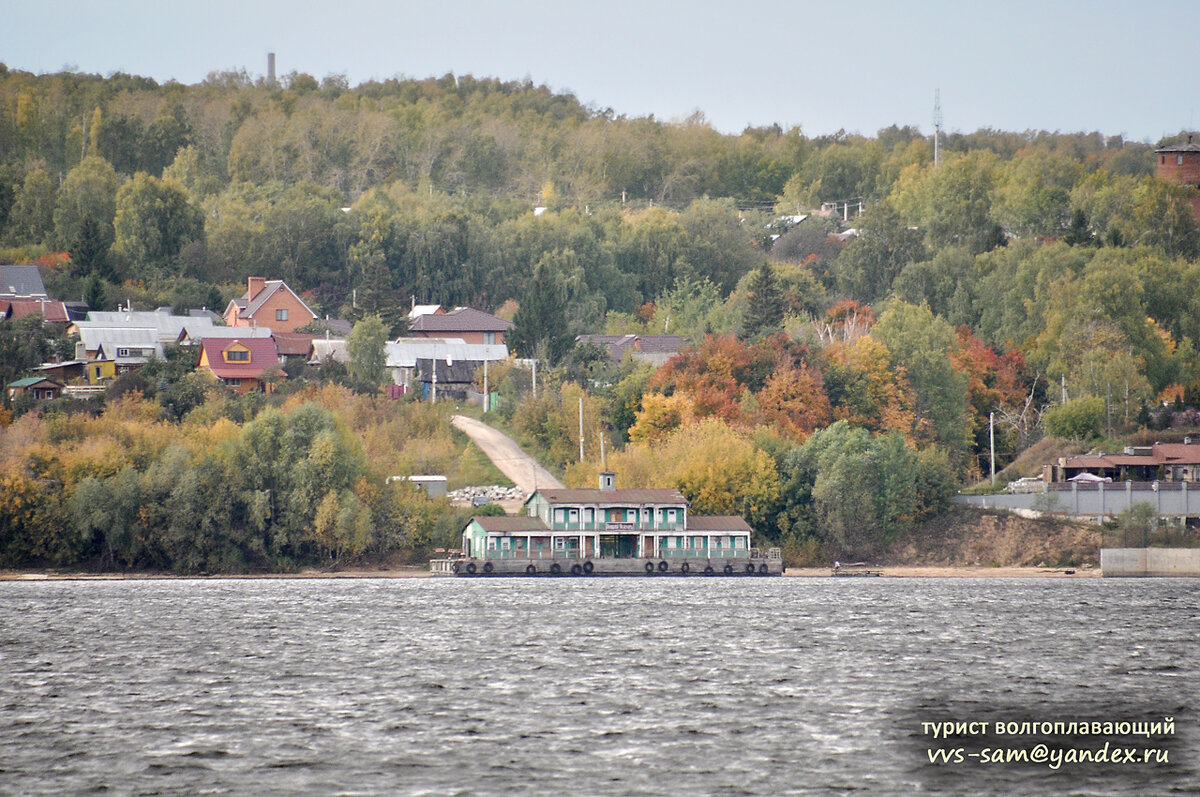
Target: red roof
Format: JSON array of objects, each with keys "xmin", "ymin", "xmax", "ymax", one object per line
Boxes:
[
  {"xmin": 199, "ymin": 337, "xmax": 281, "ymax": 379},
  {"xmin": 1, "ymin": 298, "xmax": 69, "ymax": 322}
]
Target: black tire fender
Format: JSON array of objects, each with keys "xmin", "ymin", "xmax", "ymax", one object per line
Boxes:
[
  {"xmin": 582, "ymin": 560, "xmax": 594, "ymax": 574},
  {"xmin": 550, "ymin": 562, "xmax": 561, "ymax": 575},
  {"xmin": 645, "ymin": 561, "xmax": 655, "ymax": 574},
  {"xmin": 525, "ymin": 564, "xmax": 537, "ymax": 575},
  {"xmin": 466, "ymin": 562, "xmax": 477, "ymax": 575},
  {"xmin": 570, "ymin": 563, "xmax": 583, "ymax": 576},
  {"xmin": 704, "ymin": 565, "xmax": 714, "ymax": 575},
  {"xmin": 723, "ymin": 564, "xmax": 734, "ymax": 575},
  {"xmin": 657, "ymin": 560, "xmax": 669, "ymax": 573},
  {"xmin": 680, "ymin": 562, "xmax": 690, "ymax": 574},
  {"xmin": 483, "ymin": 561, "xmax": 494, "ymax": 574}
]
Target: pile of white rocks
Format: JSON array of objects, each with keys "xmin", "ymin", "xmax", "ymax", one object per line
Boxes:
[{"xmin": 448, "ymin": 485, "xmax": 527, "ymax": 506}]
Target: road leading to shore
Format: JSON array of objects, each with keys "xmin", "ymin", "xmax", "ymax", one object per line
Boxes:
[{"xmin": 451, "ymin": 415, "xmax": 564, "ymax": 494}]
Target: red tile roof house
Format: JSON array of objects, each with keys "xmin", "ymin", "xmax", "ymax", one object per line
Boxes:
[
  {"xmin": 1052, "ymin": 440, "xmax": 1200, "ymax": 483},
  {"xmin": 408, "ymin": 307, "xmax": 513, "ymax": 345},
  {"xmin": 196, "ymin": 337, "xmax": 283, "ymax": 394},
  {"xmin": 0, "ymin": 298, "xmax": 70, "ymax": 323},
  {"xmin": 224, "ymin": 277, "xmax": 318, "ymax": 334}
]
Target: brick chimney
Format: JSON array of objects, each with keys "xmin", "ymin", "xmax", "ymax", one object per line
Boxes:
[{"xmin": 247, "ymin": 277, "xmax": 266, "ymax": 300}]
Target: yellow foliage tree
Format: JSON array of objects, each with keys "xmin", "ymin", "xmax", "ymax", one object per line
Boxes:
[{"xmin": 627, "ymin": 393, "xmax": 695, "ymax": 443}]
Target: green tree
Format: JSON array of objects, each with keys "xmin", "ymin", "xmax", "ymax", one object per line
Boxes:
[
  {"xmin": 509, "ymin": 260, "xmax": 573, "ymax": 364},
  {"xmin": 0, "ymin": 316, "xmax": 52, "ymax": 407},
  {"xmin": 741, "ymin": 261, "xmax": 786, "ymax": 339},
  {"xmin": 779, "ymin": 421, "xmax": 936, "ymax": 554},
  {"xmin": 6, "ymin": 168, "xmax": 56, "ymax": 245},
  {"xmin": 873, "ymin": 299, "xmax": 970, "ymax": 457},
  {"xmin": 1043, "ymin": 396, "xmax": 1105, "ymax": 439},
  {"xmin": 53, "ymin": 155, "xmax": 121, "ymax": 278},
  {"xmin": 347, "ymin": 314, "xmax": 389, "ymax": 388},
  {"xmin": 112, "ymin": 173, "xmax": 204, "ymax": 274}
]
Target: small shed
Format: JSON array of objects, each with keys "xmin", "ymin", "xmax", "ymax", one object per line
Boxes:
[{"xmin": 7, "ymin": 376, "xmax": 64, "ymax": 402}]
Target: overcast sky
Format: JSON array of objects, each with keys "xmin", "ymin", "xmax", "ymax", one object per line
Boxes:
[{"xmin": 1, "ymin": 0, "xmax": 1193, "ymax": 142}]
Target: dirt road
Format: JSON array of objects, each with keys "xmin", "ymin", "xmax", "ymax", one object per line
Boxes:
[{"xmin": 451, "ymin": 415, "xmax": 564, "ymax": 495}]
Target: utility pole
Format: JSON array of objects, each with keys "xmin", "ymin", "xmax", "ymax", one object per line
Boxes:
[
  {"xmin": 483, "ymin": 357, "xmax": 489, "ymax": 412},
  {"xmin": 579, "ymin": 395, "xmax": 585, "ymax": 462},
  {"xmin": 989, "ymin": 411, "xmax": 996, "ymax": 484},
  {"xmin": 931, "ymin": 88, "xmax": 940, "ymax": 166}
]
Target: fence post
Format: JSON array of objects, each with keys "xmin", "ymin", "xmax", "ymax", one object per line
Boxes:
[
  {"xmin": 1072, "ymin": 481, "xmax": 1078, "ymax": 519},
  {"xmin": 1099, "ymin": 481, "xmax": 1105, "ymax": 522}
]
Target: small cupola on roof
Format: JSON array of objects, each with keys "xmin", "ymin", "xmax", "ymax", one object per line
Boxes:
[{"xmin": 599, "ymin": 472, "xmax": 616, "ymax": 491}]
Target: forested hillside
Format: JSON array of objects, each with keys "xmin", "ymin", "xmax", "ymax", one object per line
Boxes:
[{"xmin": 2, "ymin": 63, "xmax": 1198, "ymax": 569}]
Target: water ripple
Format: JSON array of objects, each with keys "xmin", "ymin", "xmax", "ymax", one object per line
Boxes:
[{"xmin": 0, "ymin": 578, "xmax": 1196, "ymax": 795}]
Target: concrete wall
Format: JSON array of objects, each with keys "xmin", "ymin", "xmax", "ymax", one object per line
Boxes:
[
  {"xmin": 1100, "ymin": 548, "xmax": 1200, "ymax": 577},
  {"xmin": 957, "ymin": 482, "xmax": 1200, "ymax": 521}
]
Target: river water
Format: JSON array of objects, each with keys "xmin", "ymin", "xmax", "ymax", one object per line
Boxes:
[{"xmin": 1, "ymin": 577, "xmax": 1195, "ymax": 796}]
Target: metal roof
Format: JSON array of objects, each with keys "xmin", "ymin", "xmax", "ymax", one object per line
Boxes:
[
  {"xmin": 684, "ymin": 515, "xmax": 752, "ymax": 532},
  {"xmin": 410, "ymin": 307, "xmax": 513, "ymax": 333},
  {"xmin": 0, "ymin": 265, "xmax": 48, "ymax": 298},
  {"xmin": 386, "ymin": 339, "xmax": 507, "ymax": 368}
]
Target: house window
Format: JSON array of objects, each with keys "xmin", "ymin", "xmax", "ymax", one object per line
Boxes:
[
  {"xmin": 500, "ymin": 537, "xmax": 511, "ymax": 550},
  {"xmin": 487, "ymin": 537, "xmax": 497, "ymax": 550},
  {"xmin": 1178, "ymin": 155, "xmax": 1185, "ymax": 166},
  {"xmin": 117, "ymin": 348, "xmax": 130, "ymax": 357},
  {"xmin": 484, "ymin": 332, "xmax": 495, "ymax": 345},
  {"xmin": 276, "ymin": 308, "xmax": 289, "ymax": 321},
  {"xmin": 226, "ymin": 350, "xmax": 250, "ymax": 362},
  {"xmin": 226, "ymin": 378, "xmax": 243, "ymax": 386}
]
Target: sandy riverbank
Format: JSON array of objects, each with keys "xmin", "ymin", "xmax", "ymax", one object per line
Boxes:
[
  {"xmin": 3, "ymin": 565, "xmax": 1100, "ymax": 580},
  {"xmin": 0, "ymin": 567, "xmax": 437, "ymax": 581},
  {"xmin": 784, "ymin": 565, "xmax": 1098, "ymax": 578}
]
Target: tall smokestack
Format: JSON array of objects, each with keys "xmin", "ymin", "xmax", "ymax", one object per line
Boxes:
[{"xmin": 267, "ymin": 52, "xmax": 276, "ymax": 85}]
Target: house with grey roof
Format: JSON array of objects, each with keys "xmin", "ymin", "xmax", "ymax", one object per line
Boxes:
[
  {"xmin": 0, "ymin": 265, "xmax": 49, "ymax": 299},
  {"xmin": 575, "ymin": 334, "xmax": 687, "ymax": 367},
  {"xmin": 409, "ymin": 306, "xmax": 513, "ymax": 345},
  {"xmin": 224, "ymin": 277, "xmax": 317, "ymax": 334}
]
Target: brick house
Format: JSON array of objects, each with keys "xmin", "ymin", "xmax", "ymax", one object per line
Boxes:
[
  {"xmin": 224, "ymin": 277, "xmax": 317, "ymax": 334},
  {"xmin": 1156, "ymin": 136, "xmax": 1200, "ymax": 219},
  {"xmin": 196, "ymin": 337, "xmax": 283, "ymax": 394}
]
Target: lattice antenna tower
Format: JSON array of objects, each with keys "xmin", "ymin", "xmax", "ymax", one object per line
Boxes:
[{"xmin": 933, "ymin": 88, "xmax": 943, "ymax": 168}]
